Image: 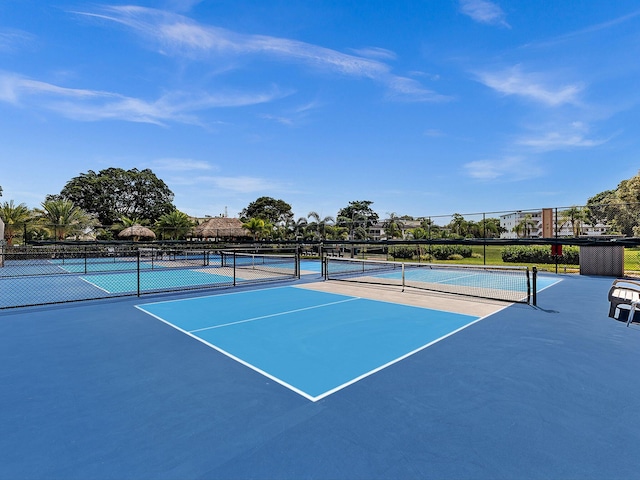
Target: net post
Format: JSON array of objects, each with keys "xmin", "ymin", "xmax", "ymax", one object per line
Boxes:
[
  {"xmin": 84, "ymin": 245, "xmax": 88, "ymax": 274},
  {"xmin": 295, "ymin": 245, "xmax": 300, "ymax": 279},
  {"xmin": 402, "ymin": 262, "xmax": 405, "ymax": 292},
  {"xmin": 532, "ymin": 266, "xmax": 537, "ymax": 306},
  {"xmin": 233, "ymin": 251, "xmax": 237, "ymax": 286}
]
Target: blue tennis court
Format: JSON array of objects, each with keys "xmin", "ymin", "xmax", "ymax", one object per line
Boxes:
[
  {"xmin": 82, "ymin": 269, "xmax": 234, "ymax": 294},
  {"xmin": 3, "ymin": 273, "xmax": 640, "ymax": 479},
  {"xmin": 382, "ymin": 267, "xmax": 559, "ymax": 291},
  {"xmin": 137, "ymin": 286, "xmax": 479, "ymax": 401},
  {"xmin": 54, "ymin": 259, "xmax": 157, "ymax": 273}
]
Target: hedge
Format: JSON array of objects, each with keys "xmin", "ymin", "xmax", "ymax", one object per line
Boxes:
[{"xmin": 501, "ymin": 245, "xmax": 579, "ymax": 264}]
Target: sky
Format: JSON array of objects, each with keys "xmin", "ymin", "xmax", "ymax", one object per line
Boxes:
[{"xmin": 1, "ymin": 0, "xmax": 639, "ymax": 222}]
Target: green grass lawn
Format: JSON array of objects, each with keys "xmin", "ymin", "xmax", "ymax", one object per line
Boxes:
[
  {"xmin": 624, "ymin": 247, "xmax": 640, "ymax": 272},
  {"xmin": 435, "ymin": 245, "xmax": 577, "ymax": 273},
  {"xmin": 361, "ymin": 244, "xmax": 640, "ymax": 274}
]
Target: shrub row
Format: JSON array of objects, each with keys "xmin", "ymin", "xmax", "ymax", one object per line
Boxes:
[
  {"xmin": 501, "ymin": 245, "xmax": 579, "ymax": 264},
  {"xmin": 388, "ymin": 245, "xmax": 473, "ymax": 260}
]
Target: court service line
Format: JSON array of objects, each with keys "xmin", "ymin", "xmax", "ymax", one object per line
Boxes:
[
  {"xmin": 135, "ymin": 304, "xmax": 318, "ymax": 402},
  {"xmin": 188, "ymin": 297, "xmax": 361, "ymax": 333}
]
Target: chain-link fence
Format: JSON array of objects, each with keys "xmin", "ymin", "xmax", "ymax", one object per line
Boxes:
[
  {"xmin": 0, "ymin": 243, "xmax": 299, "ymax": 309},
  {"xmin": 297, "ymin": 238, "xmax": 639, "ymax": 279}
]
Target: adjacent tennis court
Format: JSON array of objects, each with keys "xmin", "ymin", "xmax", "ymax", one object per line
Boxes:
[
  {"xmin": 137, "ymin": 286, "xmax": 481, "ymax": 401},
  {"xmin": 0, "ymin": 251, "xmax": 300, "ymax": 308}
]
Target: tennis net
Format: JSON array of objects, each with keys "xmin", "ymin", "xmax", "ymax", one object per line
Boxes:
[
  {"xmin": 221, "ymin": 251, "xmax": 298, "ymax": 279},
  {"xmin": 325, "ymin": 257, "xmax": 535, "ymax": 304}
]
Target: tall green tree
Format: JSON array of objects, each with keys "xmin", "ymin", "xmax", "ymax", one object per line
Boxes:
[
  {"xmin": 35, "ymin": 199, "xmax": 96, "ymax": 240},
  {"xmin": 382, "ymin": 213, "xmax": 405, "ymax": 239},
  {"xmin": 560, "ymin": 206, "xmax": 587, "ymax": 236},
  {"xmin": 307, "ymin": 211, "xmax": 334, "ymax": 240},
  {"xmin": 242, "ymin": 218, "xmax": 273, "ymax": 241},
  {"xmin": 240, "ymin": 197, "xmax": 293, "ymax": 225},
  {"xmin": 59, "ymin": 168, "xmax": 175, "ymax": 225},
  {"xmin": 479, "ymin": 217, "xmax": 503, "ymax": 238},
  {"xmin": 292, "ymin": 217, "xmax": 308, "ymax": 239},
  {"xmin": 513, "ymin": 214, "xmax": 537, "ymax": 238},
  {"xmin": 0, "ymin": 200, "xmax": 31, "ymax": 245},
  {"xmin": 155, "ymin": 210, "xmax": 194, "ymax": 240},
  {"xmin": 448, "ymin": 213, "xmax": 468, "ymax": 237},
  {"xmin": 336, "ymin": 200, "xmax": 379, "ymax": 240}
]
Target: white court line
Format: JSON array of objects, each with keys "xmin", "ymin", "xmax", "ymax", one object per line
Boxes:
[
  {"xmin": 78, "ymin": 276, "xmax": 112, "ymax": 293},
  {"xmin": 189, "ymin": 297, "xmax": 360, "ymax": 333},
  {"xmin": 135, "ymin": 287, "xmax": 515, "ymax": 402},
  {"xmin": 309, "ymin": 309, "xmax": 505, "ymax": 402},
  {"xmin": 135, "ymin": 304, "xmax": 319, "ymax": 402}
]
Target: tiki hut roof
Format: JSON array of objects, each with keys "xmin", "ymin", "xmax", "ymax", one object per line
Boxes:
[
  {"xmin": 118, "ymin": 224, "xmax": 156, "ymax": 240},
  {"xmin": 193, "ymin": 217, "xmax": 249, "ymax": 238}
]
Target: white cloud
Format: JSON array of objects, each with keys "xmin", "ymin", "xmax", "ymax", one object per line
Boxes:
[
  {"xmin": 259, "ymin": 113, "xmax": 294, "ymax": 126},
  {"xmin": 476, "ymin": 66, "xmax": 582, "ymax": 106},
  {"xmin": 165, "ymin": 0, "xmax": 205, "ymax": 13},
  {"xmin": 0, "ymin": 28, "xmax": 36, "ymax": 53},
  {"xmin": 459, "ymin": 0, "xmax": 510, "ymax": 28},
  {"xmin": 152, "ymin": 158, "xmax": 216, "ymax": 171},
  {"xmin": 74, "ymin": 6, "xmax": 448, "ymax": 102},
  {"xmin": 385, "ymin": 76, "xmax": 449, "ymax": 102},
  {"xmin": 516, "ymin": 121, "xmax": 610, "ymax": 151},
  {"xmin": 349, "ymin": 47, "xmax": 397, "ymax": 61},
  {"xmin": 517, "ymin": 131, "xmax": 608, "ymax": 150},
  {"xmin": 0, "ymin": 72, "xmax": 284, "ymax": 125},
  {"xmin": 464, "ymin": 156, "xmax": 542, "ymax": 181}
]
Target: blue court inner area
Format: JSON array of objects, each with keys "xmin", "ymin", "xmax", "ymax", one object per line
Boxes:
[
  {"xmin": 137, "ymin": 286, "xmax": 479, "ymax": 401},
  {"xmin": 82, "ymin": 269, "xmax": 234, "ymax": 294}
]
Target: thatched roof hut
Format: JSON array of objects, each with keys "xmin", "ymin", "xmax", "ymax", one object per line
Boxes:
[
  {"xmin": 118, "ymin": 224, "xmax": 156, "ymax": 241},
  {"xmin": 193, "ymin": 217, "xmax": 249, "ymax": 240}
]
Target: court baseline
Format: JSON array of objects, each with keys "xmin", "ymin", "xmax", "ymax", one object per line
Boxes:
[{"xmin": 136, "ymin": 286, "xmax": 482, "ymax": 401}]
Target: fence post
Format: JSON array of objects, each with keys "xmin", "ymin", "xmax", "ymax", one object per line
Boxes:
[
  {"xmin": 555, "ymin": 208, "xmax": 559, "ymax": 275},
  {"xmin": 483, "ymin": 212, "xmax": 487, "ymax": 265},
  {"xmin": 532, "ymin": 266, "xmax": 537, "ymax": 306},
  {"xmin": 137, "ymin": 249, "xmax": 141, "ymax": 297}
]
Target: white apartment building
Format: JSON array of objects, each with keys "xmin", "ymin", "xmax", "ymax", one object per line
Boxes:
[{"xmin": 500, "ymin": 209, "xmax": 609, "ymax": 238}]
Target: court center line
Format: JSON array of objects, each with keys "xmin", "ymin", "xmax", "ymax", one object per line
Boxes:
[{"xmin": 188, "ymin": 297, "xmax": 361, "ymax": 333}]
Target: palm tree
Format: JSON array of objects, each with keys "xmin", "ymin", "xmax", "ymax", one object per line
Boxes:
[
  {"xmin": 155, "ymin": 210, "xmax": 194, "ymax": 240},
  {"xmin": 293, "ymin": 217, "xmax": 308, "ymax": 240},
  {"xmin": 307, "ymin": 212, "xmax": 335, "ymax": 240},
  {"xmin": 34, "ymin": 199, "xmax": 96, "ymax": 240},
  {"xmin": 449, "ymin": 213, "xmax": 467, "ymax": 237},
  {"xmin": 0, "ymin": 200, "xmax": 32, "ymax": 245},
  {"xmin": 560, "ymin": 206, "xmax": 587, "ymax": 237},
  {"xmin": 513, "ymin": 214, "xmax": 537, "ymax": 238},
  {"xmin": 242, "ymin": 218, "xmax": 272, "ymax": 241},
  {"xmin": 383, "ymin": 213, "xmax": 405, "ymax": 239}
]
